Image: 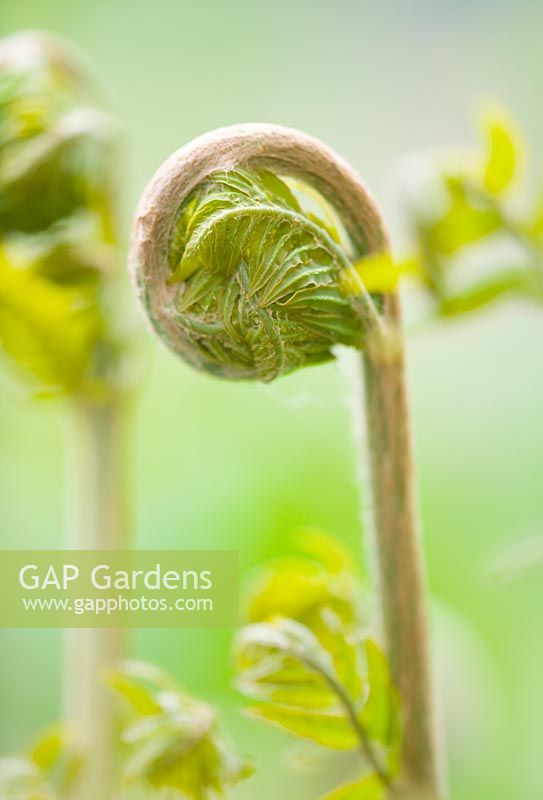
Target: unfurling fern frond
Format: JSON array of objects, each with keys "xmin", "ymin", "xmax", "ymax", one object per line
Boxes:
[
  {"xmin": 131, "ymin": 124, "xmax": 390, "ymax": 383},
  {"xmin": 166, "ymin": 167, "xmax": 364, "ymax": 381}
]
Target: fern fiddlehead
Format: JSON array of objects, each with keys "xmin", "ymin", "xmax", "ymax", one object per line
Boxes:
[
  {"xmin": 132, "ymin": 125, "xmax": 385, "ymax": 377},
  {"xmin": 163, "ymin": 165, "xmax": 374, "ymax": 381},
  {"xmin": 131, "ymin": 124, "xmax": 442, "ymax": 799}
]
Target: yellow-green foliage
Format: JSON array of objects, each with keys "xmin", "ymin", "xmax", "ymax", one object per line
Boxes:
[
  {"xmin": 0, "ymin": 725, "xmax": 80, "ymax": 800},
  {"xmin": 0, "ymin": 32, "xmax": 120, "ymax": 396},
  {"xmin": 107, "ymin": 660, "xmax": 254, "ymax": 799},
  {"xmin": 399, "ymin": 109, "xmax": 543, "ymax": 316},
  {"xmin": 235, "ymin": 532, "xmax": 401, "ymax": 798}
]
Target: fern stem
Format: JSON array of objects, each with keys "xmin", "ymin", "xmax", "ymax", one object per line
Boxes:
[
  {"xmin": 65, "ymin": 397, "xmax": 130, "ymax": 800},
  {"xmin": 322, "ymin": 669, "xmax": 391, "ymax": 787},
  {"xmin": 362, "ymin": 294, "xmax": 441, "ymax": 799}
]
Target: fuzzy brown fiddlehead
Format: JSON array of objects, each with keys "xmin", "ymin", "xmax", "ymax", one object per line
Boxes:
[{"xmin": 131, "ymin": 124, "xmax": 387, "ymax": 380}]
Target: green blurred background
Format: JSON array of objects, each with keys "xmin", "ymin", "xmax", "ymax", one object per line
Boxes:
[{"xmin": 1, "ymin": 0, "xmax": 543, "ymax": 798}]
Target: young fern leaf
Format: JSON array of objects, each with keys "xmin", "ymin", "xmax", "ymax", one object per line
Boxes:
[
  {"xmin": 399, "ymin": 108, "xmax": 543, "ymax": 317},
  {"xmin": 234, "ymin": 617, "xmax": 399, "ymax": 789},
  {"xmin": 481, "ymin": 109, "xmax": 521, "ymax": 195},
  {"xmin": 246, "ymin": 528, "xmax": 364, "ymax": 636},
  {"xmin": 107, "ymin": 660, "xmax": 254, "ymax": 799},
  {"xmin": 0, "ymin": 756, "xmax": 56, "ymax": 800},
  {"xmin": 322, "ymin": 774, "xmax": 385, "ymax": 800},
  {"xmin": 236, "ymin": 538, "xmax": 401, "ymax": 792},
  {"xmin": 0, "ymin": 243, "xmax": 104, "ymax": 393},
  {"xmin": 0, "ymin": 725, "xmax": 80, "ymax": 800}
]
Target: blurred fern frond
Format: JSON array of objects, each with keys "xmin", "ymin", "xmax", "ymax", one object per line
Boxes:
[{"xmin": 0, "ymin": 31, "xmax": 124, "ymax": 397}]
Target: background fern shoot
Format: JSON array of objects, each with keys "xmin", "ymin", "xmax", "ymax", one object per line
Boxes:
[{"xmin": 0, "ymin": 30, "xmax": 128, "ymax": 800}]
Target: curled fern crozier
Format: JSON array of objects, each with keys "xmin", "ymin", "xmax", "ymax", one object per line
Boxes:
[
  {"xmin": 168, "ymin": 168, "xmax": 367, "ymax": 380},
  {"xmin": 131, "ymin": 124, "xmax": 388, "ymax": 382}
]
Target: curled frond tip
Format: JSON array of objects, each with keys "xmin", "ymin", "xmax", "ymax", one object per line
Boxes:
[{"xmin": 130, "ymin": 124, "xmax": 389, "ymax": 381}]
